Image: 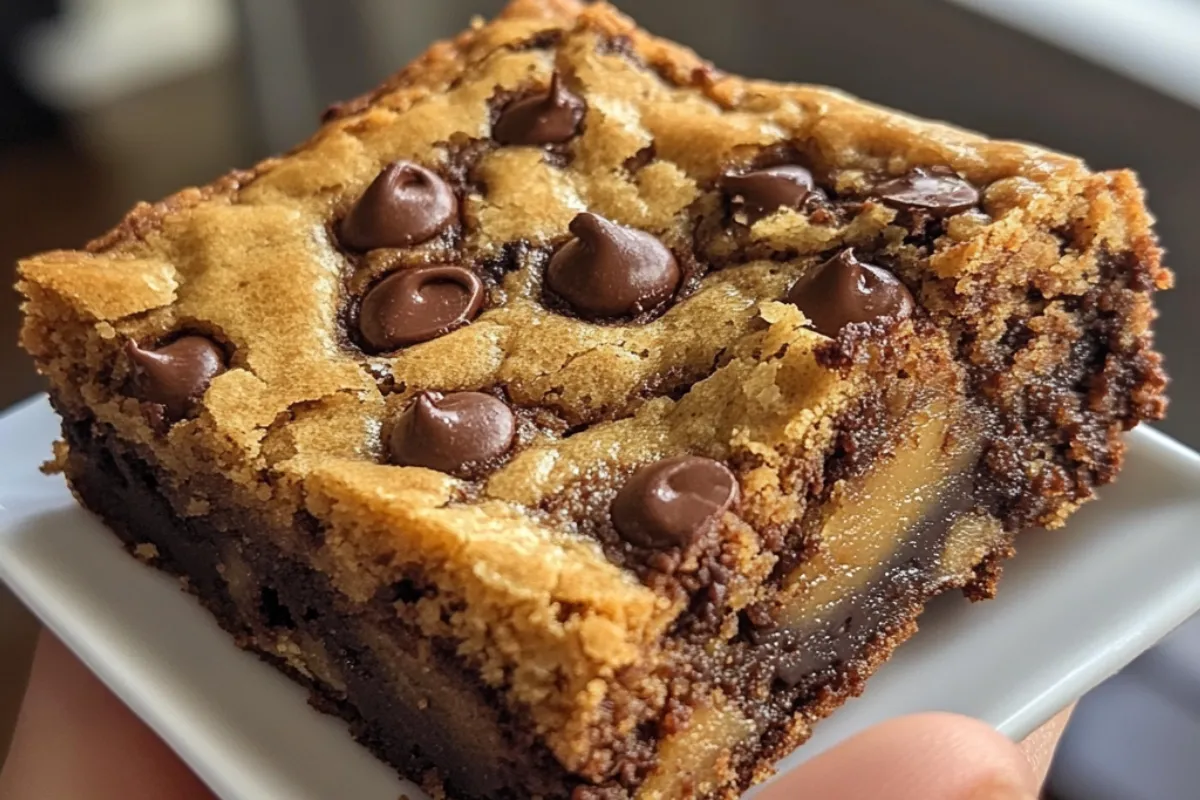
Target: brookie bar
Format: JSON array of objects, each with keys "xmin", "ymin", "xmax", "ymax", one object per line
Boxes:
[{"xmin": 17, "ymin": 1, "xmax": 1170, "ymax": 798}]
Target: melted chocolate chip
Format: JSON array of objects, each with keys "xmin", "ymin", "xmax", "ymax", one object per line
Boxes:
[
  {"xmin": 786, "ymin": 249, "xmax": 914, "ymax": 337},
  {"xmin": 722, "ymin": 165, "xmax": 815, "ymax": 222},
  {"xmin": 493, "ymin": 74, "xmax": 586, "ymax": 145},
  {"xmin": 389, "ymin": 391, "xmax": 515, "ymax": 477},
  {"xmin": 358, "ymin": 266, "xmax": 485, "ymax": 352},
  {"xmin": 125, "ymin": 336, "xmax": 227, "ymax": 422},
  {"xmin": 340, "ymin": 161, "xmax": 457, "ymax": 251},
  {"xmin": 545, "ymin": 213, "xmax": 680, "ymax": 319},
  {"xmin": 873, "ymin": 167, "xmax": 979, "ymax": 216},
  {"xmin": 611, "ymin": 456, "xmax": 738, "ymax": 549}
]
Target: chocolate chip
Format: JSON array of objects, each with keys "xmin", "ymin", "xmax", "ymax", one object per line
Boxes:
[
  {"xmin": 545, "ymin": 213, "xmax": 680, "ymax": 319},
  {"xmin": 785, "ymin": 249, "xmax": 915, "ymax": 337},
  {"xmin": 358, "ymin": 266, "xmax": 485, "ymax": 352},
  {"xmin": 623, "ymin": 144, "xmax": 656, "ymax": 173},
  {"xmin": 340, "ymin": 161, "xmax": 457, "ymax": 251},
  {"xmin": 125, "ymin": 336, "xmax": 227, "ymax": 422},
  {"xmin": 389, "ymin": 391, "xmax": 515, "ymax": 477},
  {"xmin": 493, "ymin": 73, "xmax": 586, "ymax": 146},
  {"xmin": 611, "ymin": 456, "xmax": 738, "ymax": 549},
  {"xmin": 722, "ymin": 165, "xmax": 815, "ymax": 222},
  {"xmin": 873, "ymin": 167, "xmax": 979, "ymax": 216}
]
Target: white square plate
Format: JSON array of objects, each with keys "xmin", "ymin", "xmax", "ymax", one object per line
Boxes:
[{"xmin": 3, "ymin": 395, "xmax": 1200, "ymax": 800}]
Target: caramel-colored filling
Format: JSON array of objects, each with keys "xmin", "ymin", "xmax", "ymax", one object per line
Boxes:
[
  {"xmin": 641, "ymin": 401, "xmax": 1005, "ymax": 797},
  {"xmin": 940, "ymin": 511, "xmax": 1004, "ymax": 578},
  {"xmin": 777, "ymin": 398, "xmax": 982, "ymax": 629},
  {"xmin": 636, "ymin": 700, "xmax": 754, "ymax": 800}
]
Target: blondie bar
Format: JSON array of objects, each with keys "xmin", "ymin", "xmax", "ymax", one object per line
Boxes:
[{"xmin": 18, "ymin": 1, "xmax": 1169, "ymax": 797}]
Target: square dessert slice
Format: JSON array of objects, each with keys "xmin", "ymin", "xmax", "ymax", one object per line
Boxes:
[{"xmin": 18, "ymin": 1, "xmax": 1169, "ymax": 798}]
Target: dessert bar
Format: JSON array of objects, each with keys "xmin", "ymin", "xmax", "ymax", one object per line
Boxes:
[{"xmin": 18, "ymin": 1, "xmax": 1170, "ymax": 797}]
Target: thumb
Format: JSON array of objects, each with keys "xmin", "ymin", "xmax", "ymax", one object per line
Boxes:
[{"xmin": 757, "ymin": 713, "xmax": 1038, "ymax": 800}]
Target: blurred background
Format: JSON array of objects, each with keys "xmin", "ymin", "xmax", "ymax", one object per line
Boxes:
[{"xmin": 1, "ymin": 0, "xmax": 1198, "ymax": 796}]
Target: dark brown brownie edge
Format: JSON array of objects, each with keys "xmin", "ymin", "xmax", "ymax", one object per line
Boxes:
[{"xmin": 58, "ymin": 411, "xmax": 572, "ymax": 800}]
